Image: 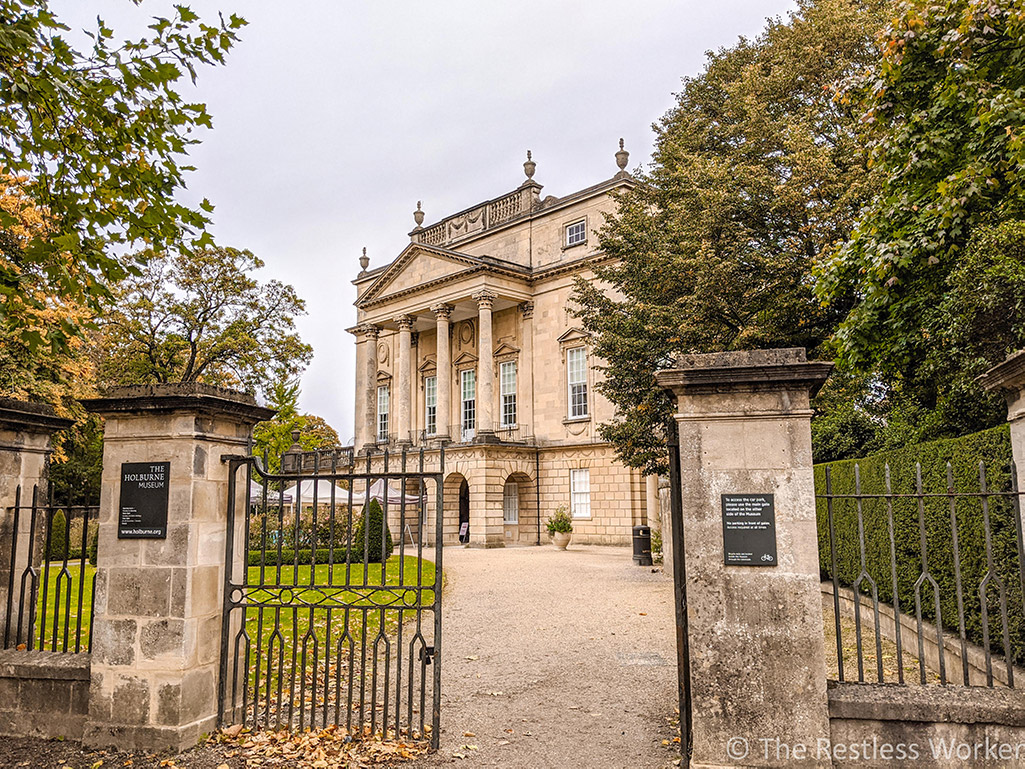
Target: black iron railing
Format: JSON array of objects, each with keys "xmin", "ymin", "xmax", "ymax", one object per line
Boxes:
[
  {"xmin": 817, "ymin": 461, "xmax": 1025, "ymax": 688},
  {"xmin": 2, "ymin": 485, "xmax": 98, "ymax": 654},
  {"xmin": 219, "ymin": 446, "xmax": 444, "ymax": 746}
]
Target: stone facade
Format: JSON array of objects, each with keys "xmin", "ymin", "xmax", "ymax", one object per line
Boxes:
[{"xmin": 349, "ymin": 148, "xmax": 649, "ymax": 546}]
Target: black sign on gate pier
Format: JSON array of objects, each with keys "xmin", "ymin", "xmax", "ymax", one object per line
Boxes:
[
  {"xmin": 721, "ymin": 493, "xmax": 777, "ymax": 566},
  {"xmin": 118, "ymin": 462, "xmax": 170, "ymax": 539}
]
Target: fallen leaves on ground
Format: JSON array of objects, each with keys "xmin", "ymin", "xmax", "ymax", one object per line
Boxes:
[{"xmin": 212, "ymin": 724, "xmax": 428, "ymax": 766}]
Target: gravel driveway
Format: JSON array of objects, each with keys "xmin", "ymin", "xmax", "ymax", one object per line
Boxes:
[{"xmin": 414, "ymin": 544, "xmax": 680, "ymax": 769}]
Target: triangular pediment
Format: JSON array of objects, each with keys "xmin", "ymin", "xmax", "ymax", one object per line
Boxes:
[
  {"xmin": 358, "ymin": 244, "xmax": 485, "ymax": 305},
  {"xmin": 418, "ymin": 354, "xmax": 437, "ymax": 374},
  {"xmin": 376, "ymin": 370, "xmax": 393, "ymax": 383},
  {"xmin": 494, "ymin": 337, "xmax": 520, "ymax": 358},
  {"xmin": 557, "ymin": 327, "xmax": 591, "ymax": 345},
  {"xmin": 453, "ymin": 351, "xmax": 478, "ymax": 367}
]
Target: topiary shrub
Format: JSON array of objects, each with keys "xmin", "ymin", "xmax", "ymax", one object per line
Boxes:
[
  {"xmin": 87, "ymin": 524, "xmax": 99, "ymax": 566},
  {"xmin": 351, "ymin": 498, "xmax": 393, "ymax": 563},
  {"xmin": 47, "ymin": 509, "xmax": 68, "ymax": 561}
]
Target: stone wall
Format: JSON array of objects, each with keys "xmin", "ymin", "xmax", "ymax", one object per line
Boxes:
[
  {"xmin": 0, "ymin": 650, "xmax": 90, "ymax": 739},
  {"xmin": 537, "ymin": 443, "xmax": 645, "ymax": 544},
  {"xmin": 828, "ymin": 683, "xmax": 1025, "ymax": 768}
]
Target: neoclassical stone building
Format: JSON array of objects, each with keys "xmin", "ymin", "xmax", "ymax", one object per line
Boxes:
[{"xmin": 349, "ymin": 145, "xmax": 657, "ymax": 546}]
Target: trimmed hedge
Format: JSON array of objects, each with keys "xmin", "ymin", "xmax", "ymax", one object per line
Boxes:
[
  {"xmin": 815, "ymin": 424, "xmax": 1025, "ymax": 665},
  {"xmin": 247, "ymin": 548, "xmax": 356, "ymax": 567}
]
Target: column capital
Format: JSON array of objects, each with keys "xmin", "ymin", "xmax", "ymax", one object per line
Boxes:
[
  {"xmin": 519, "ymin": 301, "xmax": 534, "ymax": 319},
  {"xmin": 0, "ymin": 397, "xmax": 74, "ymax": 437},
  {"xmin": 356, "ymin": 323, "xmax": 381, "ymax": 340},
  {"xmin": 980, "ymin": 350, "xmax": 1025, "ymax": 421},
  {"xmin": 473, "ymin": 289, "xmax": 497, "ymax": 309},
  {"xmin": 82, "ymin": 383, "xmax": 275, "ymax": 426},
  {"xmin": 396, "ymin": 314, "xmax": 416, "ymax": 331},
  {"xmin": 431, "ymin": 303, "xmax": 454, "ymax": 321},
  {"xmin": 656, "ymin": 348, "xmax": 832, "ymax": 400}
]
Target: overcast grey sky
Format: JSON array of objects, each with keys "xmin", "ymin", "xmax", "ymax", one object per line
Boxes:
[{"xmin": 55, "ymin": 0, "xmax": 796, "ymax": 442}]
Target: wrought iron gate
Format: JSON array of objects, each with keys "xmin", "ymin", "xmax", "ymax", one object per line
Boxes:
[{"xmin": 218, "ymin": 446, "xmax": 445, "ymax": 747}]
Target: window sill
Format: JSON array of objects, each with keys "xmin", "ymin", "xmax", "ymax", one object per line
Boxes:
[
  {"xmin": 562, "ymin": 416, "xmax": 591, "ymax": 425},
  {"xmin": 561, "ymin": 241, "xmax": 588, "ymax": 252}
]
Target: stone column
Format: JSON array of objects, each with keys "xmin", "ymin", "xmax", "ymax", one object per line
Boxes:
[
  {"xmin": 644, "ymin": 474, "xmax": 658, "ymax": 528},
  {"xmin": 81, "ymin": 384, "xmax": 273, "ymax": 752},
  {"xmin": 979, "ymin": 350, "xmax": 1025, "ymax": 497},
  {"xmin": 656, "ymin": 348, "xmax": 832, "ymax": 769},
  {"xmin": 518, "ymin": 302, "xmax": 534, "ymax": 438},
  {"xmin": 473, "ymin": 290, "xmax": 497, "ymax": 440},
  {"xmin": 431, "ymin": 304, "xmax": 453, "ymax": 440},
  {"xmin": 410, "ymin": 331, "xmax": 420, "ymax": 442},
  {"xmin": 353, "ymin": 328, "xmax": 367, "ymax": 450},
  {"xmin": 358, "ymin": 324, "xmax": 380, "ymax": 450},
  {"xmin": 0, "ymin": 399, "xmax": 72, "ymax": 644},
  {"xmin": 396, "ymin": 315, "xmax": 415, "ymax": 445}
]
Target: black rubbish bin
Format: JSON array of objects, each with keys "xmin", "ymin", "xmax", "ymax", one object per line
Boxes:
[{"xmin": 632, "ymin": 524, "xmax": 652, "ymax": 566}]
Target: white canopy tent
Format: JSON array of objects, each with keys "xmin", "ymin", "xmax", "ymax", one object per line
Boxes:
[
  {"xmin": 363, "ymin": 478, "xmax": 424, "ymax": 506},
  {"xmin": 248, "ymin": 480, "xmax": 293, "ymax": 505},
  {"xmin": 282, "ymin": 479, "xmax": 351, "ymax": 506},
  {"xmin": 258, "ymin": 478, "xmax": 424, "ymax": 515},
  {"xmin": 288, "ymin": 479, "xmax": 423, "ymax": 507}
]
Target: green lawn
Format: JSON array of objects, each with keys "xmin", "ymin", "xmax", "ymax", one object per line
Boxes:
[
  {"xmin": 30, "ymin": 556, "xmax": 435, "ymax": 662},
  {"xmin": 31, "ymin": 561, "xmax": 95, "ymax": 653},
  {"xmin": 240, "ymin": 556, "xmax": 436, "ymax": 652},
  {"xmin": 226, "ymin": 555, "xmax": 438, "ymax": 730}
]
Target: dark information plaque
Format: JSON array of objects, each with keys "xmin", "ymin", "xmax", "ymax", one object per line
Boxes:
[
  {"xmin": 721, "ymin": 493, "xmax": 777, "ymax": 566},
  {"xmin": 118, "ymin": 462, "xmax": 170, "ymax": 539}
]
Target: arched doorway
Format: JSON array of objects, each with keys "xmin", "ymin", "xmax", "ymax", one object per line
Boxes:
[
  {"xmin": 442, "ymin": 471, "xmax": 470, "ymax": 545},
  {"xmin": 458, "ymin": 478, "xmax": 470, "ymax": 543}
]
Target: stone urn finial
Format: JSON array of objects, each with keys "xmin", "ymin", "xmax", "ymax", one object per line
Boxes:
[
  {"xmin": 413, "ymin": 200, "xmax": 425, "ymax": 228},
  {"xmin": 523, "ymin": 150, "xmax": 536, "ymax": 181},
  {"xmin": 359, "ymin": 247, "xmax": 369, "ymax": 272},
  {"xmin": 615, "ymin": 138, "xmax": 629, "ymax": 172}
]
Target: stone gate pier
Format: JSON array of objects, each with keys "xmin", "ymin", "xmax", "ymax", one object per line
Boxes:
[
  {"xmin": 81, "ymin": 385, "xmax": 271, "ymax": 751},
  {"xmin": 658, "ymin": 348, "xmax": 833, "ymax": 768}
]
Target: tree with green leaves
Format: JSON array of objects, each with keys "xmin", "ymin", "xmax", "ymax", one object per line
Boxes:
[
  {"xmin": 817, "ymin": 0, "xmax": 1025, "ymax": 379},
  {"xmin": 95, "ymin": 246, "xmax": 312, "ymax": 397},
  {"xmin": 573, "ymin": 0, "xmax": 888, "ymax": 474},
  {"xmin": 48, "ymin": 412, "xmax": 103, "ymax": 505},
  {"xmin": 0, "ymin": 0, "xmax": 245, "ymax": 355},
  {"xmin": 252, "ymin": 375, "xmax": 341, "ymax": 472}
]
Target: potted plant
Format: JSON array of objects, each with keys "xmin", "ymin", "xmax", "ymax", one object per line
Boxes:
[{"xmin": 546, "ymin": 506, "xmax": 573, "ymax": 550}]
